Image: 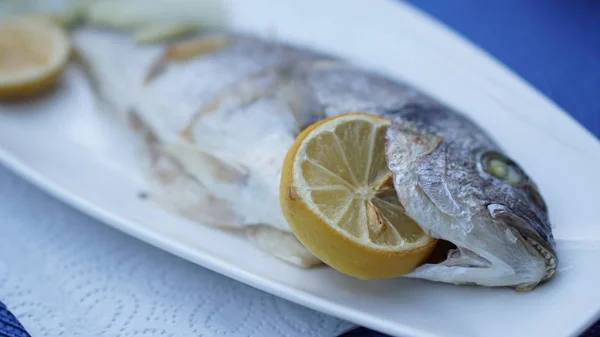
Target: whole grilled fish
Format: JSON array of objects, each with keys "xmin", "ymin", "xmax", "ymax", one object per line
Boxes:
[{"xmin": 74, "ymin": 29, "xmax": 557, "ymax": 290}]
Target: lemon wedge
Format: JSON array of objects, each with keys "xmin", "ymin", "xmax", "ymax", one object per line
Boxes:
[
  {"xmin": 0, "ymin": 16, "xmax": 71, "ymax": 99},
  {"xmin": 280, "ymin": 113, "xmax": 437, "ymax": 279}
]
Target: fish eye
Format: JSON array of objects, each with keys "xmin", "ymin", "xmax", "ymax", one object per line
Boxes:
[{"xmin": 481, "ymin": 152, "xmax": 524, "ymax": 187}]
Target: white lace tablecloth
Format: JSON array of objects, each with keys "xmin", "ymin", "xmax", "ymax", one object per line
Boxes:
[{"xmin": 0, "ymin": 164, "xmax": 354, "ymax": 337}]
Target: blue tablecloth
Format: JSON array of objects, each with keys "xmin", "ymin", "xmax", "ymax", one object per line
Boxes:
[
  {"xmin": 2, "ymin": 1, "xmax": 599, "ymax": 337},
  {"xmin": 0, "ymin": 301, "xmax": 30, "ymax": 337}
]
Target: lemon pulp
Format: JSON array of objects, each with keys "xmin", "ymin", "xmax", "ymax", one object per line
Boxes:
[{"xmin": 280, "ymin": 113, "xmax": 437, "ymax": 279}]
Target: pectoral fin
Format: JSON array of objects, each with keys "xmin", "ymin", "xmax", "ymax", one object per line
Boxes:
[
  {"xmin": 149, "ymin": 170, "xmax": 244, "ymax": 229},
  {"xmin": 165, "ymin": 143, "xmax": 249, "ymax": 187},
  {"xmin": 141, "ymin": 138, "xmax": 245, "ymax": 229},
  {"xmin": 245, "ymin": 225, "xmax": 323, "ymax": 267}
]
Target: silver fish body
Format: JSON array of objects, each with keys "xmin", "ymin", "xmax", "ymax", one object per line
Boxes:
[{"xmin": 74, "ymin": 29, "xmax": 557, "ymax": 289}]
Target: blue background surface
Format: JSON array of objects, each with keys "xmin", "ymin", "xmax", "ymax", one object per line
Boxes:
[
  {"xmin": 345, "ymin": 1, "xmax": 600, "ymax": 336},
  {"xmin": 406, "ymin": 0, "xmax": 600, "ymax": 139}
]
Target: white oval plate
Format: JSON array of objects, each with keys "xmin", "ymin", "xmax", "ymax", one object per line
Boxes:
[{"xmin": 1, "ymin": 1, "xmax": 600, "ymax": 336}]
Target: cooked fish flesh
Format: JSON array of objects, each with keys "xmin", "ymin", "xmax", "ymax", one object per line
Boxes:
[{"xmin": 73, "ymin": 29, "xmax": 557, "ymax": 290}]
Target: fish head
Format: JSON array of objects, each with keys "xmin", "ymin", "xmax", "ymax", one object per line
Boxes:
[{"xmin": 385, "ymin": 103, "xmax": 557, "ymax": 290}]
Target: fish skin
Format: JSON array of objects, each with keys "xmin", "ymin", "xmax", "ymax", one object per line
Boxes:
[{"xmin": 73, "ymin": 29, "xmax": 557, "ymax": 289}]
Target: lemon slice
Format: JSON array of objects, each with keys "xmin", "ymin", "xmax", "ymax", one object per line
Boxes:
[
  {"xmin": 280, "ymin": 113, "xmax": 437, "ymax": 279},
  {"xmin": 0, "ymin": 16, "xmax": 71, "ymax": 99}
]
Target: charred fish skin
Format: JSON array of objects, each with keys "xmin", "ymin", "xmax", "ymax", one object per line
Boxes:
[{"xmin": 385, "ymin": 104, "xmax": 557, "ymax": 289}]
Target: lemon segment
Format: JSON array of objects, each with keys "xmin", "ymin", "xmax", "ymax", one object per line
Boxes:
[
  {"xmin": 280, "ymin": 113, "xmax": 437, "ymax": 279},
  {"xmin": 0, "ymin": 16, "xmax": 71, "ymax": 99}
]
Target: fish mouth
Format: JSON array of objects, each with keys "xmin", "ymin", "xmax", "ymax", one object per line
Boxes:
[
  {"xmin": 487, "ymin": 204, "xmax": 557, "ymax": 282},
  {"xmin": 524, "ymin": 236, "xmax": 556, "ymax": 281}
]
